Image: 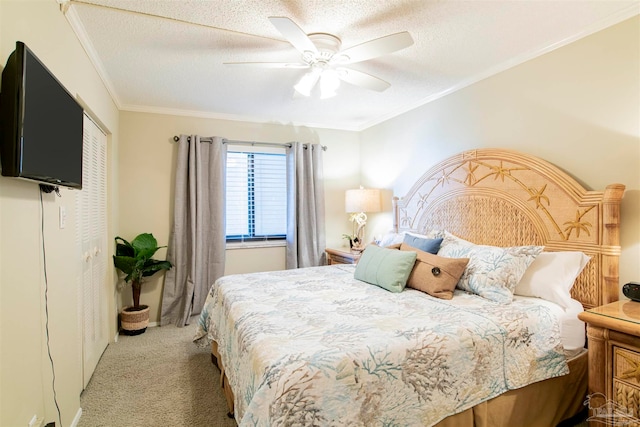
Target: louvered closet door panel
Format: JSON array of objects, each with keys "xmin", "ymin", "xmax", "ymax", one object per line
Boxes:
[
  {"xmin": 93, "ymin": 126, "xmax": 107, "ymax": 351},
  {"xmin": 75, "ymin": 120, "xmax": 91, "ymax": 389},
  {"xmin": 77, "ymin": 113, "xmax": 108, "ymax": 389}
]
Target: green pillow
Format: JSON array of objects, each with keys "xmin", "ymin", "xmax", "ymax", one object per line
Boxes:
[{"xmin": 354, "ymin": 244, "xmax": 417, "ymax": 292}]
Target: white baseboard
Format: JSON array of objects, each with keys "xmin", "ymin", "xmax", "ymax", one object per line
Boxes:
[{"xmin": 70, "ymin": 407, "xmax": 82, "ymax": 427}]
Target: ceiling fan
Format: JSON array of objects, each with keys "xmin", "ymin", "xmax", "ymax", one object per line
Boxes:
[{"xmin": 225, "ymin": 17, "xmax": 414, "ymax": 99}]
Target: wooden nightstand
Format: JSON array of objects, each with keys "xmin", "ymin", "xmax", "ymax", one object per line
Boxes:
[
  {"xmin": 325, "ymin": 248, "xmax": 362, "ymax": 265},
  {"xmin": 578, "ymin": 301, "xmax": 640, "ymax": 424}
]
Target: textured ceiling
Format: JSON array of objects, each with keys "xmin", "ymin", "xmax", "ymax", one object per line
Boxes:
[{"xmin": 64, "ymin": 0, "xmax": 639, "ymax": 131}]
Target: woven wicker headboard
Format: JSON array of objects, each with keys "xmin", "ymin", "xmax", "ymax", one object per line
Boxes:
[{"xmin": 392, "ymin": 149, "xmax": 625, "ymax": 309}]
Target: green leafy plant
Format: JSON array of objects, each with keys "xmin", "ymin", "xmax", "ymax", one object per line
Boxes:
[
  {"xmin": 113, "ymin": 233, "xmax": 172, "ymax": 309},
  {"xmin": 342, "ymin": 233, "xmax": 359, "ymax": 248}
]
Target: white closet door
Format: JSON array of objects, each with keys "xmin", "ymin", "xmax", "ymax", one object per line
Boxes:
[{"xmin": 76, "ymin": 113, "xmax": 108, "ymax": 389}]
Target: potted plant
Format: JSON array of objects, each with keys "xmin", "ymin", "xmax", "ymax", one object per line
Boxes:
[{"xmin": 113, "ymin": 233, "xmax": 172, "ymax": 335}]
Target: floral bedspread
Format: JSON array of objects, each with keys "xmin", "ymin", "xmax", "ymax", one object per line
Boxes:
[{"xmin": 194, "ymin": 264, "xmax": 568, "ymax": 426}]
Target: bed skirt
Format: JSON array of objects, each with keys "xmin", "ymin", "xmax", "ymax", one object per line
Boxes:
[{"xmin": 210, "ymin": 341, "xmax": 587, "ymax": 426}]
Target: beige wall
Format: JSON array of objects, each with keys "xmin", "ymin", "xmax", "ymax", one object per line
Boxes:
[
  {"xmin": 361, "ymin": 16, "xmax": 640, "ymax": 291},
  {"xmin": 0, "ymin": 1, "xmax": 119, "ymax": 426},
  {"xmin": 117, "ymin": 111, "xmax": 361, "ymax": 323}
]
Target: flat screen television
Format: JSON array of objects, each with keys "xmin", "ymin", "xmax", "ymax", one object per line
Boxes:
[{"xmin": 0, "ymin": 41, "xmax": 83, "ymax": 189}]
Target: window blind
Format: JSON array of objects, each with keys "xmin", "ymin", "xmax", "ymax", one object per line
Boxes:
[{"xmin": 226, "ymin": 147, "xmax": 287, "ymax": 241}]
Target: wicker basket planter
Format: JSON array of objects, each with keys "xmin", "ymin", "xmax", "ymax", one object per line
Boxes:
[{"xmin": 120, "ymin": 305, "xmax": 150, "ymax": 336}]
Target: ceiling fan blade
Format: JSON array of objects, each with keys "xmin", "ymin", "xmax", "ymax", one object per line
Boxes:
[
  {"xmin": 334, "ymin": 32, "xmax": 413, "ymax": 64},
  {"xmin": 268, "ymin": 17, "xmax": 318, "ymax": 55},
  {"xmin": 336, "ymin": 67, "xmax": 391, "ymax": 92},
  {"xmin": 223, "ymin": 62, "xmax": 309, "ymax": 69}
]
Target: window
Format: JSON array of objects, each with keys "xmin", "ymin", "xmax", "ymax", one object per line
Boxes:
[{"xmin": 226, "ymin": 148, "xmax": 287, "ymax": 242}]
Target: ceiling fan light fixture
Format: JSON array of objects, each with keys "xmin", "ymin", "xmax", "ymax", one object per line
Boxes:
[
  {"xmin": 320, "ymin": 69, "xmax": 340, "ymax": 99},
  {"xmin": 332, "ymin": 54, "xmax": 350, "ymax": 64},
  {"xmin": 294, "ymin": 69, "xmax": 321, "ymax": 97}
]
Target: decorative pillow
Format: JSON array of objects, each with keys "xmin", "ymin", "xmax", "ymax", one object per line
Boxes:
[
  {"xmin": 407, "ymin": 230, "xmax": 446, "ymax": 240},
  {"xmin": 514, "ymin": 251, "xmax": 591, "ymax": 309},
  {"xmin": 402, "ymin": 234, "xmax": 443, "ymax": 254},
  {"xmin": 437, "ymin": 232, "xmax": 543, "ymax": 303},
  {"xmin": 400, "ymin": 243, "xmax": 469, "ymax": 300},
  {"xmin": 380, "ymin": 230, "xmax": 445, "ymax": 247},
  {"xmin": 379, "ymin": 232, "xmax": 405, "ymax": 247},
  {"xmin": 354, "ymin": 244, "xmax": 417, "ymax": 293}
]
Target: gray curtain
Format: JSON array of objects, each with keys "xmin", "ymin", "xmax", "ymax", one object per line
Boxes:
[
  {"xmin": 161, "ymin": 135, "xmax": 227, "ymax": 327},
  {"xmin": 286, "ymin": 142, "xmax": 326, "ymax": 268}
]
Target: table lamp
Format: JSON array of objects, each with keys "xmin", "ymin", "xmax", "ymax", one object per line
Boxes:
[{"xmin": 345, "ymin": 187, "xmax": 381, "ymax": 251}]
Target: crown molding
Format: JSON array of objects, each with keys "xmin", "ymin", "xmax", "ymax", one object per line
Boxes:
[
  {"xmin": 120, "ymin": 104, "xmax": 363, "ymax": 132},
  {"xmin": 63, "ymin": 3, "xmax": 123, "ymax": 110}
]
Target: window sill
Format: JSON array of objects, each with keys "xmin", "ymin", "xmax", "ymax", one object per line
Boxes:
[{"xmin": 226, "ymin": 240, "xmax": 287, "ymax": 250}]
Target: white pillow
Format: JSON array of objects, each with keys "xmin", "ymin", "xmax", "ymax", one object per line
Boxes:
[
  {"xmin": 438, "ymin": 231, "xmax": 543, "ymax": 304},
  {"xmin": 379, "ymin": 231, "xmax": 405, "ymax": 247},
  {"xmin": 379, "ymin": 230, "xmax": 445, "ymax": 247},
  {"xmin": 514, "ymin": 251, "xmax": 590, "ymax": 309}
]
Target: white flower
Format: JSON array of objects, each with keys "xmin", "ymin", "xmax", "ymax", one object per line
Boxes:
[{"xmin": 349, "ymin": 212, "xmax": 367, "ymax": 226}]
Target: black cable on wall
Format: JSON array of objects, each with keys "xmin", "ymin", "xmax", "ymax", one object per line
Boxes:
[{"xmin": 39, "ymin": 185, "xmax": 62, "ymax": 427}]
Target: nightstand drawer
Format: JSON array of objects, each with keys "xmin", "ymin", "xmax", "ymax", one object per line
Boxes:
[
  {"xmin": 329, "ymin": 253, "xmax": 357, "ymax": 264},
  {"xmin": 614, "ymin": 347, "xmax": 640, "ymax": 386},
  {"xmin": 613, "ymin": 380, "xmax": 640, "ymax": 422},
  {"xmin": 325, "ymin": 248, "xmax": 361, "ymax": 265}
]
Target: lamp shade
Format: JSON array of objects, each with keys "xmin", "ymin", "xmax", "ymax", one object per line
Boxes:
[{"xmin": 345, "ymin": 188, "xmax": 381, "ymax": 213}]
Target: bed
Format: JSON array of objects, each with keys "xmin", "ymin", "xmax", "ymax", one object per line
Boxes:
[{"xmin": 195, "ymin": 148, "xmax": 625, "ymax": 426}]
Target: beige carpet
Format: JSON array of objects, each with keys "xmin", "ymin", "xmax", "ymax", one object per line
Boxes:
[{"xmin": 78, "ymin": 321, "xmax": 236, "ymax": 427}]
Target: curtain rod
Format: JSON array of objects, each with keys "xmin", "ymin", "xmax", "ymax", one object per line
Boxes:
[{"xmin": 172, "ymin": 135, "xmax": 327, "ymax": 151}]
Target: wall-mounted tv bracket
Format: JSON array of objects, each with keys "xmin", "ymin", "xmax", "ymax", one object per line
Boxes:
[{"xmin": 39, "ymin": 184, "xmax": 61, "ymax": 197}]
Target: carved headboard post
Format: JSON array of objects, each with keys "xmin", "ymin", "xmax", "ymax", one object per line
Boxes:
[
  {"xmin": 601, "ymin": 184, "xmax": 625, "ymax": 304},
  {"xmin": 392, "ymin": 196, "xmax": 400, "ymax": 233}
]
